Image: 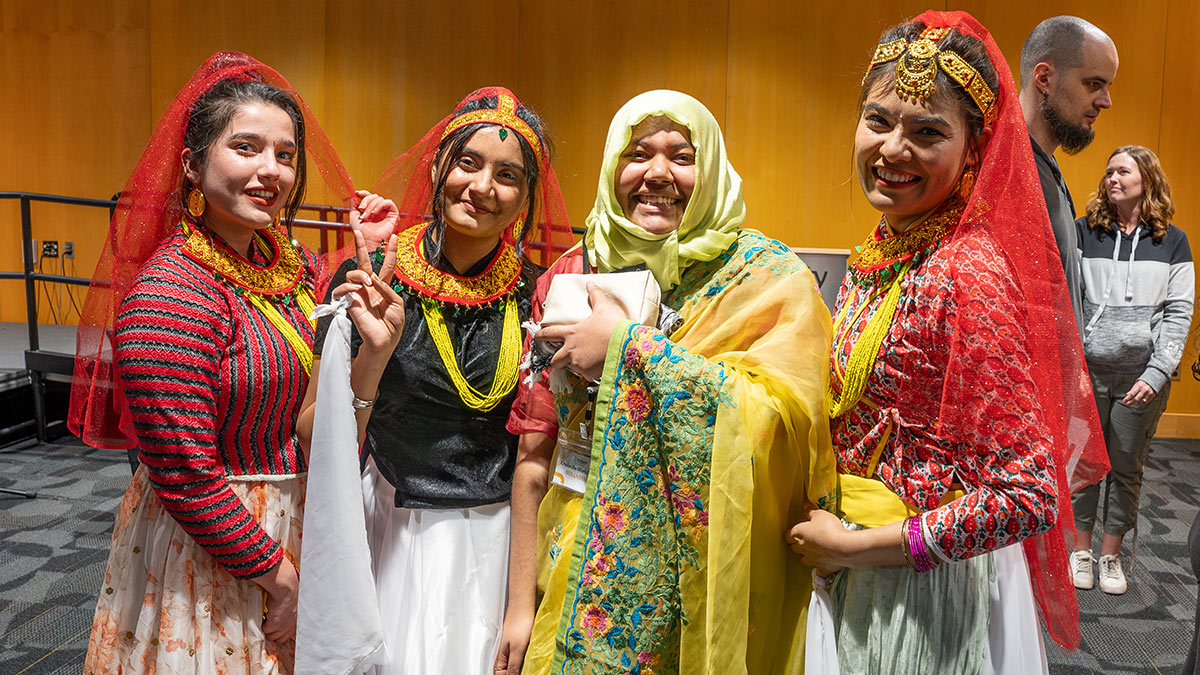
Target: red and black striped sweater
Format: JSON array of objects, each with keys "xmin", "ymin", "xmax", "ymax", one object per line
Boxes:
[{"xmin": 113, "ymin": 229, "xmax": 322, "ymax": 579}]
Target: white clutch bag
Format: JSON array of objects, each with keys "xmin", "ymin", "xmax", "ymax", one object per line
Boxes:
[{"xmin": 540, "ymin": 271, "xmax": 661, "ymax": 327}]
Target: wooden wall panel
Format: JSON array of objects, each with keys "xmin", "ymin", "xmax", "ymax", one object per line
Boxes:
[
  {"xmin": 960, "ymin": 0, "xmax": 1169, "ymax": 212},
  {"xmin": 1152, "ymin": 0, "xmax": 1200, "ymax": 421},
  {"xmin": 147, "ymin": 0, "xmax": 328, "ymax": 126},
  {"xmin": 516, "ymin": 0, "xmax": 729, "ymax": 229},
  {"xmin": 323, "ymin": 0, "xmax": 521, "ymax": 194},
  {"xmin": 0, "ymin": 0, "xmax": 150, "ymax": 323},
  {"xmin": 2, "ymin": 0, "xmax": 1199, "ymax": 422},
  {"xmin": 725, "ymin": 0, "xmax": 934, "ymax": 249}
]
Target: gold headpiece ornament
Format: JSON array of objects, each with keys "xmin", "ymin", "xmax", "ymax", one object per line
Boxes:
[
  {"xmin": 865, "ymin": 26, "xmax": 998, "ymax": 126},
  {"xmin": 440, "ymin": 93, "xmax": 545, "ymax": 163}
]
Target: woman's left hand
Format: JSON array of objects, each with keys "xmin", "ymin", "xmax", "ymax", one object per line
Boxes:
[
  {"xmin": 787, "ymin": 505, "xmax": 851, "ymax": 577},
  {"xmin": 536, "ymin": 283, "xmax": 626, "ymax": 382},
  {"xmin": 349, "ymin": 189, "xmax": 399, "ymax": 250},
  {"xmin": 1122, "ymin": 379, "xmax": 1158, "ymax": 406}
]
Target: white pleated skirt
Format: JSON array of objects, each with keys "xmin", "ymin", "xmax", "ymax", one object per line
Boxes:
[{"xmin": 360, "ymin": 460, "xmax": 511, "ymax": 675}]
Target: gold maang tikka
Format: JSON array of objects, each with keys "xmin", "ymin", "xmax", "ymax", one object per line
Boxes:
[{"xmin": 865, "ymin": 26, "xmax": 998, "ymax": 127}]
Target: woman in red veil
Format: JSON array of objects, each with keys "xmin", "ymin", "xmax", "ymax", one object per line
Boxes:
[
  {"xmin": 69, "ymin": 52, "xmax": 357, "ymax": 673},
  {"xmin": 788, "ymin": 11, "xmax": 1107, "ymax": 674},
  {"xmin": 295, "ymin": 87, "xmax": 572, "ymax": 673}
]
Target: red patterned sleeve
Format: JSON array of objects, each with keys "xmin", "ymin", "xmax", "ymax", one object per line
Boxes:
[
  {"xmin": 114, "ymin": 264, "xmax": 284, "ymax": 579},
  {"xmin": 919, "ymin": 245, "xmax": 1059, "ymax": 561},
  {"xmin": 506, "ymin": 250, "xmax": 584, "ymax": 438}
]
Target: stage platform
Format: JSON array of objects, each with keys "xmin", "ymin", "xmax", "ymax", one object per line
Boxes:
[{"xmin": 0, "ymin": 322, "xmax": 76, "ymax": 375}]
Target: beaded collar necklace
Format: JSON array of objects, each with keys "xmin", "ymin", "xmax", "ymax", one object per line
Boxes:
[
  {"xmin": 848, "ymin": 199, "xmax": 964, "ymax": 288},
  {"xmin": 386, "ymin": 223, "xmax": 522, "ymax": 307},
  {"xmin": 181, "ymin": 219, "xmax": 308, "ymax": 297},
  {"xmin": 180, "ymin": 220, "xmax": 317, "ymax": 374}
]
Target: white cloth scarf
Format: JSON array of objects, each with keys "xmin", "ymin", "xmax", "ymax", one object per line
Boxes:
[{"xmin": 296, "ymin": 298, "xmax": 387, "ymax": 674}]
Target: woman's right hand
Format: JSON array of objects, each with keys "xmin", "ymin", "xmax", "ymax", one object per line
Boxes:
[
  {"xmin": 494, "ymin": 608, "xmax": 535, "ymax": 675},
  {"xmin": 336, "ymin": 227, "xmax": 405, "ymax": 354},
  {"xmin": 257, "ymin": 556, "xmax": 299, "ymax": 642}
]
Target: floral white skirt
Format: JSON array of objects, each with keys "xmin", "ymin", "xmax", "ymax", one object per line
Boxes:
[{"xmin": 84, "ymin": 466, "xmax": 305, "ymax": 674}]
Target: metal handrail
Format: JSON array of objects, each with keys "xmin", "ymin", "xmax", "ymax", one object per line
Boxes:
[
  {"xmin": 3, "ymin": 190, "xmax": 580, "ymax": 442},
  {"xmin": 0, "ymin": 191, "xmax": 355, "ymax": 442}
]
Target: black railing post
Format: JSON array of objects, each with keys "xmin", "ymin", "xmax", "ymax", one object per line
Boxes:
[
  {"xmin": 21, "ymin": 196, "xmax": 38, "ymax": 351},
  {"xmin": 19, "ymin": 196, "xmax": 48, "ymax": 442}
]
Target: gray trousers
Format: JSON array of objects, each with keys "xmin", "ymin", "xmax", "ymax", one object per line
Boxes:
[{"xmin": 1071, "ymin": 369, "xmax": 1171, "ymax": 537}]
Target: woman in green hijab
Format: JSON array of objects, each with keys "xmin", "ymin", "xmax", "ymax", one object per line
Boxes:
[{"xmin": 496, "ymin": 90, "xmax": 835, "ymax": 675}]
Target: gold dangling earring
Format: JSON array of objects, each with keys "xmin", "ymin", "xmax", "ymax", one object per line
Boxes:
[
  {"xmin": 187, "ymin": 188, "xmax": 206, "ymax": 218},
  {"xmin": 957, "ymin": 167, "xmax": 977, "ymax": 201}
]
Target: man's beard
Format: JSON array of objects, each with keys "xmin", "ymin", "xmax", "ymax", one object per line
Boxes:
[{"xmin": 1041, "ymin": 91, "xmax": 1095, "ymax": 155}]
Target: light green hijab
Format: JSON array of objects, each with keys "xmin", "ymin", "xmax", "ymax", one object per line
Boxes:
[{"xmin": 583, "ymin": 90, "xmax": 745, "ymax": 289}]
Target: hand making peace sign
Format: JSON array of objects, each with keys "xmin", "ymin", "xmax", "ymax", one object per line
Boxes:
[{"xmin": 335, "ymin": 219, "xmax": 405, "ymax": 354}]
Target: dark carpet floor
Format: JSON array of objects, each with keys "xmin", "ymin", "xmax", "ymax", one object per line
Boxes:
[{"xmin": 0, "ymin": 436, "xmax": 1196, "ymax": 674}]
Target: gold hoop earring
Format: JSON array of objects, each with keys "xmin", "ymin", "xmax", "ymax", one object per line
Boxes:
[{"xmin": 187, "ymin": 188, "xmax": 206, "ymax": 218}]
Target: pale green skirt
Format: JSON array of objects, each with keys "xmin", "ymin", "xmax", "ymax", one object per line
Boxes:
[{"xmin": 829, "ymin": 526, "xmax": 993, "ymax": 675}]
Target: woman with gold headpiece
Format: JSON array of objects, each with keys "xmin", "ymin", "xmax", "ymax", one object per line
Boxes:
[
  {"xmin": 68, "ymin": 52, "xmax": 358, "ymax": 673},
  {"xmin": 295, "ymin": 87, "xmax": 572, "ymax": 674},
  {"xmin": 497, "ymin": 90, "xmax": 834, "ymax": 674},
  {"xmin": 786, "ymin": 11, "xmax": 1108, "ymax": 674}
]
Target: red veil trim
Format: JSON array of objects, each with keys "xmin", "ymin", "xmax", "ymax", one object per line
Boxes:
[
  {"xmin": 370, "ymin": 86, "xmax": 574, "ymax": 269},
  {"xmin": 899, "ymin": 11, "xmax": 1108, "ymax": 650},
  {"xmin": 68, "ymin": 51, "xmax": 354, "ymax": 449}
]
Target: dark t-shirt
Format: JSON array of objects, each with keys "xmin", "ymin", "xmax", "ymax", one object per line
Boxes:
[
  {"xmin": 315, "ymin": 229, "xmax": 542, "ymax": 508},
  {"xmin": 1030, "ymin": 135, "xmax": 1084, "ymax": 336}
]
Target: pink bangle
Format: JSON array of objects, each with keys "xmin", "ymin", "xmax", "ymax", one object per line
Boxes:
[
  {"xmin": 899, "ymin": 517, "xmax": 915, "ymax": 568},
  {"xmin": 906, "ymin": 516, "xmax": 939, "ymax": 573}
]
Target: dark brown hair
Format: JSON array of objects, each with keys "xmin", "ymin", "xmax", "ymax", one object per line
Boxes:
[
  {"xmin": 182, "ymin": 77, "xmax": 308, "ymax": 229},
  {"xmin": 1084, "ymin": 145, "xmax": 1174, "ymax": 243},
  {"xmin": 426, "ymin": 96, "xmax": 551, "ymax": 262},
  {"xmin": 860, "ymin": 21, "xmax": 999, "ymax": 155}
]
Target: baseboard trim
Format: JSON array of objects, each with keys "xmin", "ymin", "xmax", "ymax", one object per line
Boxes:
[{"xmin": 1157, "ymin": 413, "xmax": 1200, "ymax": 439}]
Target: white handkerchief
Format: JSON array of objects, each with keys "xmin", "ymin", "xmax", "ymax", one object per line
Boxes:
[{"xmin": 296, "ymin": 302, "xmax": 387, "ymax": 674}]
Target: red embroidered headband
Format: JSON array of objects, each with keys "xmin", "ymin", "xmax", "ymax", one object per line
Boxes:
[{"xmin": 440, "ymin": 93, "xmax": 545, "ymax": 163}]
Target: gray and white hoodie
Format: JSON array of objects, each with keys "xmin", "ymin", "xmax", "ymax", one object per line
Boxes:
[{"xmin": 1077, "ymin": 216, "xmax": 1194, "ymax": 392}]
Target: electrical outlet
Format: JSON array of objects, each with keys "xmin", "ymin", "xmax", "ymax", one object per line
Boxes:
[
  {"xmin": 42, "ymin": 240, "xmax": 59, "ymax": 258},
  {"xmin": 31, "ymin": 239, "xmax": 37, "ymax": 259},
  {"xmin": 63, "ymin": 241, "xmax": 74, "ymax": 259}
]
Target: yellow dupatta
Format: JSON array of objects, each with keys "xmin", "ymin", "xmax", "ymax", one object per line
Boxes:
[{"xmin": 526, "ymin": 232, "xmax": 834, "ymax": 675}]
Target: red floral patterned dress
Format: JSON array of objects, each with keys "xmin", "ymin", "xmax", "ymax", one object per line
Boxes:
[{"xmin": 830, "ymin": 217, "xmax": 1059, "ymax": 560}]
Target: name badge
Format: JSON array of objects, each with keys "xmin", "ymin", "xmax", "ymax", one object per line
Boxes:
[{"xmin": 551, "ymin": 427, "xmax": 592, "ymax": 494}]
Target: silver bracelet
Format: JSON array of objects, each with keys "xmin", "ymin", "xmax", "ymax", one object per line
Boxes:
[{"xmin": 351, "ymin": 395, "xmax": 376, "ymax": 410}]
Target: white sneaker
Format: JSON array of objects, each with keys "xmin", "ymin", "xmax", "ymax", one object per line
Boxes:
[
  {"xmin": 1098, "ymin": 554, "xmax": 1127, "ymax": 594},
  {"xmin": 1070, "ymin": 550, "xmax": 1095, "ymax": 589}
]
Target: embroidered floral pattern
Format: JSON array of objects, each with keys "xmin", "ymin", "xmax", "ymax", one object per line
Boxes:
[
  {"xmin": 558, "ymin": 322, "xmax": 727, "ymax": 674},
  {"xmin": 667, "ymin": 232, "xmax": 806, "ymax": 316},
  {"xmin": 528, "ymin": 230, "xmax": 822, "ymax": 674}
]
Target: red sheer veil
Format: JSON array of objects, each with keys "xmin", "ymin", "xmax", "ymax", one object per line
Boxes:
[
  {"xmin": 68, "ymin": 51, "xmax": 355, "ymax": 449},
  {"xmin": 879, "ymin": 11, "xmax": 1107, "ymax": 649},
  {"xmin": 367, "ymin": 86, "xmax": 573, "ymax": 268}
]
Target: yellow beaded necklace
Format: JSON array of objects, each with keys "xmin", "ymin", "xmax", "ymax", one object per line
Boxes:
[
  {"xmin": 392, "ymin": 228, "xmax": 523, "ymax": 412},
  {"xmin": 422, "ymin": 296, "xmax": 521, "ymax": 412},
  {"xmin": 827, "ymin": 260, "xmax": 913, "ymax": 418},
  {"xmin": 828, "ymin": 202, "xmax": 962, "ymax": 417},
  {"xmin": 181, "ymin": 220, "xmax": 316, "ymax": 375}
]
